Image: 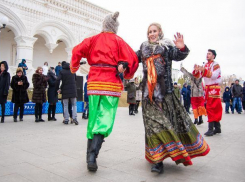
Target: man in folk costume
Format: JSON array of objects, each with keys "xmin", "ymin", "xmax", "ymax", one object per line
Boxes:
[
  {"xmin": 180, "ymin": 65, "xmax": 207, "ymax": 125},
  {"xmin": 70, "ymin": 12, "xmax": 139, "ymax": 171},
  {"xmin": 193, "ymin": 49, "xmax": 222, "ymax": 136}
]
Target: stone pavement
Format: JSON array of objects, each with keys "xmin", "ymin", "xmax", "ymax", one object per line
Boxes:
[{"xmin": 0, "ymin": 107, "xmax": 245, "ymax": 182}]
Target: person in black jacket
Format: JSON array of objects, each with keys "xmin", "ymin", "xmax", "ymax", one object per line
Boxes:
[
  {"xmin": 47, "ymin": 67, "xmax": 58, "ymax": 121},
  {"xmin": 56, "ymin": 62, "xmax": 78, "ymax": 125},
  {"xmin": 11, "ymin": 68, "xmax": 29, "ymax": 122},
  {"xmin": 231, "ymin": 79, "xmax": 243, "ymax": 114},
  {"xmin": 83, "ymin": 75, "xmax": 89, "ymax": 119},
  {"xmin": 242, "ymin": 82, "xmax": 245, "ymax": 112},
  {"xmin": 0, "ymin": 61, "xmax": 10, "ymax": 123},
  {"xmin": 222, "ymin": 86, "xmax": 231, "ymax": 114}
]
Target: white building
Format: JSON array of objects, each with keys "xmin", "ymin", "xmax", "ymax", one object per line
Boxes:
[{"xmin": 0, "ymin": 0, "xmax": 111, "ymax": 86}]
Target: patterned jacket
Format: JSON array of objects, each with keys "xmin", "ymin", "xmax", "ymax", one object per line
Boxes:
[{"xmin": 181, "ymin": 67, "xmax": 204, "ymax": 97}]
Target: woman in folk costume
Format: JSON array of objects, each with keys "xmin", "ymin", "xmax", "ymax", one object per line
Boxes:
[
  {"xmin": 70, "ymin": 12, "xmax": 138, "ymax": 171},
  {"xmin": 180, "ymin": 65, "xmax": 207, "ymax": 125},
  {"xmin": 136, "ymin": 23, "xmax": 210, "ymax": 174}
]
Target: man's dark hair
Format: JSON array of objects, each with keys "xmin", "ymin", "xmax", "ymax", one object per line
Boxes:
[{"xmin": 208, "ymin": 49, "xmax": 217, "ymax": 59}]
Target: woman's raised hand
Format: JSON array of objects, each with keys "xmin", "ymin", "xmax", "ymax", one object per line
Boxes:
[{"xmin": 173, "ymin": 32, "xmax": 185, "ymax": 49}]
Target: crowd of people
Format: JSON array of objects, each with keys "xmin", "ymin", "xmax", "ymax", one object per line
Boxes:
[
  {"xmin": 0, "ymin": 60, "xmax": 88, "ymax": 124},
  {"xmin": 1, "ymin": 11, "xmax": 244, "ymax": 176}
]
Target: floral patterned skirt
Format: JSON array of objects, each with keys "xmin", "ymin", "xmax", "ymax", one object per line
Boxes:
[{"xmin": 142, "ymin": 93, "xmax": 210, "ymax": 166}]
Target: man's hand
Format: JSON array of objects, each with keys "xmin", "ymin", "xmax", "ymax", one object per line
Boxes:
[
  {"xmin": 118, "ymin": 64, "xmax": 126, "ymax": 73},
  {"xmin": 199, "ymin": 66, "xmax": 205, "ymax": 72}
]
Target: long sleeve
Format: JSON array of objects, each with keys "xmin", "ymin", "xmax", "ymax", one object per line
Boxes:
[
  {"xmin": 169, "ymin": 45, "xmax": 190, "ymax": 61},
  {"xmin": 202, "ymin": 63, "xmax": 221, "ymax": 80},
  {"xmin": 117, "ymin": 38, "xmax": 139, "ymax": 80},
  {"xmin": 70, "ymin": 37, "xmax": 92, "ymax": 73},
  {"xmin": 180, "ymin": 67, "xmax": 193, "ymax": 79},
  {"xmin": 4, "ymin": 73, "xmax": 10, "ymax": 95}
]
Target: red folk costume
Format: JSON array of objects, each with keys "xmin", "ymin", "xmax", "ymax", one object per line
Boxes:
[
  {"xmin": 193, "ymin": 60, "xmax": 222, "ymax": 122},
  {"xmin": 70, "ymin": 11, "xmax": 139, "ymax": 172},
  {"xmin": 70, "ymin": 32, "xmax": 138, "ymax": 97}
]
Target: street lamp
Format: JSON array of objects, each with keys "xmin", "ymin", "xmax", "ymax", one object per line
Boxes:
[{"xmin": 0, "ymin": 16, "xmax": 9, "ymax": 30}]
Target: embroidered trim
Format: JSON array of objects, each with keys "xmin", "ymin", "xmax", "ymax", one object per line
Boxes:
[{"xmin": 88, "ymin": 90, "xmax": 121, "ymax": 97}]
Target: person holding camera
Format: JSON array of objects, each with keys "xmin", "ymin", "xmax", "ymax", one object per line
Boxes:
[{"xmin": 11, "ymin": 67, "xmax": 30, "ymax": 122}]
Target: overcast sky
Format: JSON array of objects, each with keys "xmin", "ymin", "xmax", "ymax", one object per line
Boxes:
[{"xmin": 88, "ymin": 0, "xmax": 245, "ymax": 80}]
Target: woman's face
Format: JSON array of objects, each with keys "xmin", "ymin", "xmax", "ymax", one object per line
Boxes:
[
  {"xmin": 1, "ymin": 64, "xmax": 5, "ymax": 72},
  {"xmin": 17, "ymin": 72, "xmax": 22, "ymax": 77},
  {"xmin": 148, "ymin": 25, "xmax": 160, "ymax": 43},
  {"xmin": 38, "ymin": 69, "xmax": 43, "ymax": 74}
]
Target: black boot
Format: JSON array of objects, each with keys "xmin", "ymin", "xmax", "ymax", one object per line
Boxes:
[
  {"xmin": 48, "ymin": 105, "xmax": 52, "ymax": 121},
  {"xmin": 213, "ymin": 122, "xmax": 221, "ymax": 135},
  {"xmin": 194, "ymin": 118, "xmax": 198, "ymax": 124},
  {"xmin": 86, "ymin": 139, "xmax": 92, "ymax": 163},
  {"xmin": 52, "ymin": 105, "xmax": 57, "ymax": 121},
  {"xmin": 151, "ymin": 162, "xmax": 164, "ymax": 174},
  {"xmin": 82, "ymin": 112, "xmax": 86, "ymax": 119},
  {"xmin": 87, "ymin": 134, "xmax": 104, "ymax": 172},
  {"xmin": 1, "ymin": 117, "xmax": 4, "ymax": 123},
  {"xmin": 13, "ymin": 118, "xmax": 17, "ymax": 122},
  {"xmin": 204, "ymin": 122, "xmax": 214, "ymax": 136},
  {"xmin": 35, "ymin": 118, "xmax": 39, "ymax": 122},
  {"xmin": 197, "ymin": 116, "xmax": 203, "ymax": 125}
]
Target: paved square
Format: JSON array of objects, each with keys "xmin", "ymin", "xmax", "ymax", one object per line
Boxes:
[{"xmin": 0, "ymin": 107, "xmax": 245, "ymax": 182}]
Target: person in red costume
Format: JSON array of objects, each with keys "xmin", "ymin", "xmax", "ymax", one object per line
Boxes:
[
  {"xmin": 70, "ymin": 11, "xmax": 138, "ymax": 172},
  {"xmin": 193, "ymin": 49, "xmax": 222, "ymax": 136}
]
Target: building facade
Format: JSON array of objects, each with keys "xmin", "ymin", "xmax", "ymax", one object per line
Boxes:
[{"xmin": 0, "ymin": 0, "xmax": 110, "ymax": 85}]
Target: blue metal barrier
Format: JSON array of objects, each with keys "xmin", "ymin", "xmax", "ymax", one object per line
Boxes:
[{"xmin": 0, "ymin": 101, "xmax": 84, "ymax": 116}]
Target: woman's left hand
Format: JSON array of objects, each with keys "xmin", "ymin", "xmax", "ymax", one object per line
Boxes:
[{"xmin": 173, "ymin": 32, "xmax": 185, "ymax": 49}]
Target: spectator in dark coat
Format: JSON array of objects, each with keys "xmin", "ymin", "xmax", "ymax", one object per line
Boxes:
[
  {"xmin": 0, "ymin": 61, "xmax": 10, "ymax": 123},
  {"xmin": 223, "ymin": 86, "xmax": 232, "ymax": 114},
  {"xmin": 56, "ymin": 62, "xmax": 78, "ymax": 125},
  {"xmin": 125, "ymin": 79, "xmax": 137, "ymax": 116},
  {"xmin": 242, "ymin": 82, "xmax": 245, "ymax": 112},
  {"xmin": 83, "ymin": 75, "xmax": 89, "ymax": 119},
  {"xmin": 55, "ymin": 62, "xmax": 62, "ymax": 76},
  {"xmin": 32, "ymin": 67, "xmax": 48, "ymax": 122},
  {"xmin": 18, "ymin": 59, "xmax": 28, "ymax": 75},
  {"xmin": 47, "ymin": 67, "xmax": 58, "ymax": 121},
  {"xmin": 181, "ymin": 83, "xmax": 191, "ymax": 113},
  {"xmin": 11, "ymin": 68, "xmax": 29, "ymax": 122},
  {"xmin": 231, "ymin": 79, "xmax": 243, "ymax": 114}
]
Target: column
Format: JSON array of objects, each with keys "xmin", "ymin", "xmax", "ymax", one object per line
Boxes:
[{"xmin": 14, "ymin": 35, "xmax": 37, "ymax": 68}]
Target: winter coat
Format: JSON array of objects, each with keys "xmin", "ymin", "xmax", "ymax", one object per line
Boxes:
[
  {"xmin": 47, "ymin": 71, "xmax": 58, "ymax": 104},
  {"xmin": 242, "ymin": 86, "xmax": 245, "ymax": 102},
  {"xmin": 0, "ymin": 61, "xmax": 10, "ymax": 104},
  {"xmin": 56, "ymin": 63, "xmax": 77, "ymax": 99},
  {"xmin": 135, "ymin": 83, "xmax": 142, "ymax": 101},
  {"xmin": 55, "ymin": 65, "xmax": 62, "ymax": 76},
  {"xmin": 137, "ymin": 42, "xmax": 189, "ymax": 98},
  {"xmin": 181, "ymin": 86, "xmax": 188, "ymax": 100},
  {"xmin": 173, "ymin": 87, "xmax": 180, "ymax": 99},
  {"xmin": 11, "ymin": 75, "xmax": 29, "ymax": 104},
  {"xmin": 125, "ymin": 82, "xmax": 137, "ymax": 104},
  {"xmin": 223, "ymin": 87, "xmax": 232, "ymax": 102},
  {"xmin": 18, "ymin": 59, "xmax": 28, "ymax": 75},
  {"xmin": 42, "ymin": 65, "xmax": 49, "ymax": 76},
  {"xmin": 32, "ymin": 73, "xmax": 47, "ymax": 103},
  {"xmin": 180, "ymin": 67, "xmax": 204, "ymax": 97},
  {"xmin": 186, "ymin": 85, "xmax": 191, "ymax": 104},
  {"xmin": 231, "ymin": 84, "xmax": 243, "ymax": 98}
]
